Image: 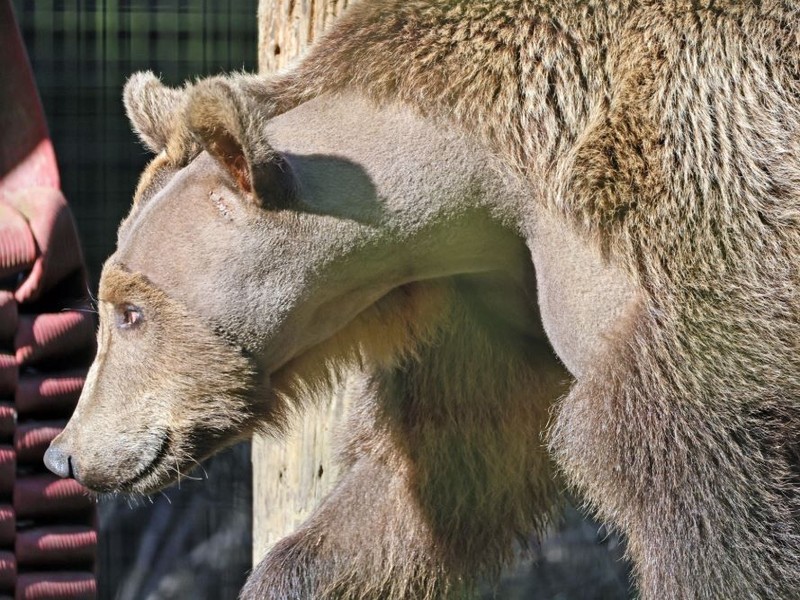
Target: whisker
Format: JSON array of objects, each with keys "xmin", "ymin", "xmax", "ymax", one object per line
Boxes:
[
  {"xmin": 167, "ymin": 462, "xmax": 203, "ymax": 482},
  {"xmin": 188, "ymin": 456, "xmax": 209, "ymax": 480},
  {"xmin": 174, "ymin": 457, "xmax": 182, "ymax": 489},
  {"xmin": 64, "ymin": 307, "xmax": 99, "ymax": 315},
  {"xmin": 85, "ymin": 284, "xmax": 98, "ymax": 306}
]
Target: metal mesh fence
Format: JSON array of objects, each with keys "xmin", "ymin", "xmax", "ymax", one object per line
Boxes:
[
  {"xmin": 12, "ymin": 0, "xmax": 258, "ymax": 284},
  {"xmin": 10, "ymin": 2, "xmax": 257, "ymax": 598}
]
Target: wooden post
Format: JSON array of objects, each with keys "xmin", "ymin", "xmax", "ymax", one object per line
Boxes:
[
  {"xmin": 253, "ymin": 0, "xmax": 353, "ymax": 564},
  {"xmin": 257, "ymin": 0, "xmax": 351, "ymax": 73}
]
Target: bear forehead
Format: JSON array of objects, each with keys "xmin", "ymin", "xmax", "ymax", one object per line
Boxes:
[{"xmin": 99, "ymin": 262, "xmax": 173, "ymax": 308}]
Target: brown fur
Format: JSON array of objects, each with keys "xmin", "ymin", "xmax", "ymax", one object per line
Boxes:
[
  {"xmin": 225, "ymin": 2, "xmax": 800, "ymax": 597},
  {"xmin": 270, "ymin": 281, "xmax": 452, "ymax": 407},
  {"xmin": 243, "ymin": 280, "xmax": 568, "ymax": 599},
  {"xmin": 123, "ymin": 71, "xmax": 190, "ymax": 155},
  {"xmin": 131, "ymin": 152, "xmax": 176, "ymax": 206},
  {"xmin": 56, "ymin": 1, "xmax": 800, "ymax": 598},
  {"xmin": 64, "ymin": 264, "xmax": 266, "ymax": 493}
]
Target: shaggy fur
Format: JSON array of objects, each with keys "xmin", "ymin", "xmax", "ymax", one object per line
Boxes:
[
  {"xmin": 224, "ymin": 2, "xmax": 800, "ymax": 597},
  {"xmin": 56, "ymin": 1, "xmax": 800, "ymax": 598},
  {"xmin": 243, "ymin": 281, "xmax": 568, "ymax": 600}
]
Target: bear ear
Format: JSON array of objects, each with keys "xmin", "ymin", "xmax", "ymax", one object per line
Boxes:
[
  {"xmin": 123, "ymin": 71, "xmax": 185, "ymax": 154},
  {"xmin": 184, "ymin": 77, "xmax": 294, "ymax": 207}
]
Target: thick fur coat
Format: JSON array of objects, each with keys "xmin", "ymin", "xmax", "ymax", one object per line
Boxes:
[{"xmin": 236, "ymin": 2, "xmax": 800, "ymax": 597}]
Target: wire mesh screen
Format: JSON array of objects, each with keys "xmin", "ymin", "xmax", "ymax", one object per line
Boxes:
[
  {"xmin": 12, "ymin": 0, "xmax": 258, "ymax": 282},
  {"xmin": 10, "ymin": 1, "xmax": 257, "ymax": 598}
]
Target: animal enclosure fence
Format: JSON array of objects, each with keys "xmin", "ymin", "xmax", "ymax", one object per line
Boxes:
[
  {"xmin": 8, "ymin": 1, "xmax": 257, "ymax": 598},
  {"xmin": 1, "ymin": 2, "xmax": 96, "ymax": 596}
]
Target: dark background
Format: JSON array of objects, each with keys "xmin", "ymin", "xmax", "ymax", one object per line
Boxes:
[
  {"xmin": 10, "ymin": 1, "xmax": 632, "ymax": 598},
  {"xmin": 10, "ymin": 1, "xmax": 256, "ymax": 598}
]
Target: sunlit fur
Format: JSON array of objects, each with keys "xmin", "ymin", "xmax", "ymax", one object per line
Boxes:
[
  {"xmin": 116, "ymin": 1, "xmax": 800, "ymax": 597},
  {"xmin": 222, "ymin": 2, "xmax": 800, "ymax": 597},
  {"xmin": 269, "ymin": 281, "xmax": 451, "ymax": 411},
  {"xmin": 73, "ymin": 265, "xmax": 265, "ymax": 494},
  {"xmin": 244, "ymin": 281, "xmax": 568, "ymax": 600}
]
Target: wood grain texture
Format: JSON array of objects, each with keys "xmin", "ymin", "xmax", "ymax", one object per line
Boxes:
[
  {"xmin": 252, "ymin": 383, "xmax": 351, "ymax": 561},
  {"xmin": 253, "ymin": 1, "xmax": 355, "ymax": 562},
  {"xmin": 258, "ymin": 0, "xmax": 351, "ymax": 74}
]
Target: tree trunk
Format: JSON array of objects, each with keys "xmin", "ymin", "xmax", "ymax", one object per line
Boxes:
[
  {"xmin": 257, "ymin": 0, "xmax": 351, "ymax": 73},
  {"xmin": 253, "ymin": 0, "xmax": 353, "ymax": 565}
]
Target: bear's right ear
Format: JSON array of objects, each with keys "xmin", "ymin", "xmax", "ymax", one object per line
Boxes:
[
  {"xmin": 123, "ymin": 71, "xmax": 184, "ymax": 154},
  {"xmin": 183, "ymin": 77, "xmax": 295, "ymax": 208}
]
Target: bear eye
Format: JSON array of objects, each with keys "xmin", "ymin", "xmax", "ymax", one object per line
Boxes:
[{"xmin": 116, "ymin": 304, "xmax": 144, "ymax": 330}]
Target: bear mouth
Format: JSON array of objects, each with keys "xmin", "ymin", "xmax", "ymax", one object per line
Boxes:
[{"xmin": 118, "ymin": 431, "xmax": 172, "ymax": 492}]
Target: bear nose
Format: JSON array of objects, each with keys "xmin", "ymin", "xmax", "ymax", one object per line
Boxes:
[{"xmin": 43, "ymin": 443, "xmax": 75, "ymax": 479}]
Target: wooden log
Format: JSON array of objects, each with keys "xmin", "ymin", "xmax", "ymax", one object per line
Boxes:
[
  {"xmin": 257, "ymin": 0, "xmax": 351, "ymax": 73},
  {"xmin": 253, "ymin": 0, "xmax": 355, "ymax": 564},
  {"xmin": 252, "ymin": 383, "xmax": 351, "ymax": 559}
]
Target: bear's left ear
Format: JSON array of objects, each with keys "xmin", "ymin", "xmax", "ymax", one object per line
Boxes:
[
  {"xmin": 184, "ymin": 77, "xmax": 294, "ymax": 207},
  {"xmin": 124, "ymin": 71, "xmax": 185, "ymax": 154}
]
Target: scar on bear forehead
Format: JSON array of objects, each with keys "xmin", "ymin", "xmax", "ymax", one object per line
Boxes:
[{"xmin": 99, "ymin": 263, "xmax": 172, "ymax": 306}]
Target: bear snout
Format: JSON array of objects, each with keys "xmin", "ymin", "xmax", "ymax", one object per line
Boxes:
[{"xmin": 43, "ymin": 440, "xmax": 77, "ymax": 480}]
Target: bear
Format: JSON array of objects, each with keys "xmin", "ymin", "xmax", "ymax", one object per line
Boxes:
[{"xmin": 45, "ymin": 1, "xmax": 799, "ymax": 598}]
